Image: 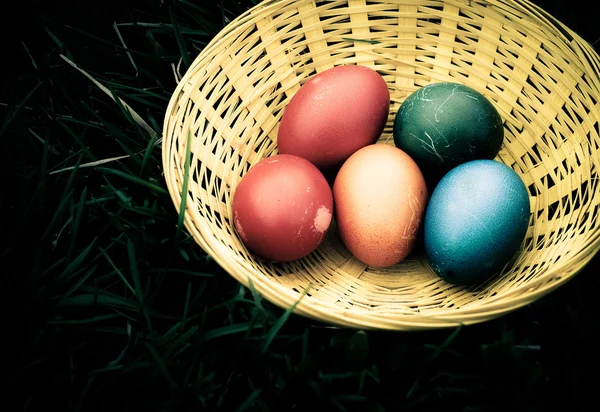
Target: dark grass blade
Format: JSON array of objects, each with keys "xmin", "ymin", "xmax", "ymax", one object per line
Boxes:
[
  {"xmin": 56, "ymin": 238, "xmax": 97, "ymax": 283},
  {"xmin": 140, "ymin": 130, "xmax": 158, "ymax": 175},
  {"xmin": 261, "ymin": 287, "xmax": 310, "ymax": 353},
  {"xmin": 201, "ymin": 322, "xmax": 264, "ymax": 342},
  {"xmin": 175, "ymin": 130, "xmax": 192, "ymax": 243},
  {"xmin": 96, "ymin": 167, "xmax": 167, "ymax": 195},
  {"xmin": 47, "ymin": 313, "xmax": 121, "ymax": 325},
  {"xmin": 144, "ymin": 342, "xmax": 177, "ymax": 389},
  {"xmin": 145, "ymin": 268, "xmax": 214, "ymax": 277},
  {"xmin": 176, "ymin": 1, "xmax": 219, "ymax": 32},
  {"xmin": 0, "ymin": 81, "xmax": 43, "ymax": 140},
  {"xmin": 235, "ymin": 387, "xmax": 263, "ymax": 412},
  {"xmin": 424, "ymin": 326, "xmax": 462, "ymax": 361},
  {"xmin": 56, "ymin": 120, "xmax": 96, "ymax": 161},
  {"xmin": 127, "ymin": 237, "xmax": 145, "ymax": 302},
  {"xmin": 43, "ymin": 25, "xmax": 72, "ymax": 59},
  {"xmin": 59, "ymin": 265, "xmax": 98, "ymax": 302},
  {"xmin": 67, "ymin": 187, "xmax": 87, "ymax": 261},
  {"xmin": 58, "ymin": 293, "xmax": 140, "ymax": 311},
  {"xmin": 220, "ymin": 0, "xmax": 227, "ymax": 27},
  {"xmin": 169, "ymin": 7, "xmax": 191, "ymax": 69},
  {"xmin": 21, "ymin": 41, "xmax": 38, "ymax": 69}
]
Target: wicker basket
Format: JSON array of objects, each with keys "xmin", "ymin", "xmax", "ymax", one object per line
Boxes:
[{"xmin": 162, "ymin": 0, "xmax": 600, "ymax": 330}]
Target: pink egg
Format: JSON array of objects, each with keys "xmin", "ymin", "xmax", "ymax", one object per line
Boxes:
[
  {"xmin": 232, "ymin": 154, "xmax": 333, "ymax": 262},
  {"xmin": 277, "ymin": 65, "xmax": 390, "ymax": 171}
]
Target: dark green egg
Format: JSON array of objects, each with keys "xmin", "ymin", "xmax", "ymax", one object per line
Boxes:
[{"xmin": 393, "ymin": 82, "xmax": 504, "ymax": 178}]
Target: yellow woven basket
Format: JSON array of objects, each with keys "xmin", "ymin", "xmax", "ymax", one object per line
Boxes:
[{"xmin": 162, "ymin": 0, "xmax": 600, "ymax": 331}]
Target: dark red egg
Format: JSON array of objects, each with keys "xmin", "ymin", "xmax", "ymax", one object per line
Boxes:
[
  {"xmin": 277, "ymin": 65, "xmax": 390, "ymax": 171},
  {"xmin": 232, "ymin": 154, "xmax": 334, "ymax": 262}
]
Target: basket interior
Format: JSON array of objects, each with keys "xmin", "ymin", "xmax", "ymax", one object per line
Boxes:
[{"xmin": 163, "ymin": 0, "xmax": 600, "ymax": 328}]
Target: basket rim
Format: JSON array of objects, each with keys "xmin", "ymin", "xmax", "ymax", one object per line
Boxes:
[{"xmin": 205, "ymin": 239, "xmax": 597, "ymax": 330}]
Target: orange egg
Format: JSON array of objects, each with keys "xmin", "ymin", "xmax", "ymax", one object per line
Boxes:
[{"xmin": 332, "ymin": 144, "xmax": 428, "ymax": 267}]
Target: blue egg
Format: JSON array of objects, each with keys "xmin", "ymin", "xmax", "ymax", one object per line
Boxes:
[{"xmin": 424, "ymin": 160, "xmax": 530, "ymax": 285}]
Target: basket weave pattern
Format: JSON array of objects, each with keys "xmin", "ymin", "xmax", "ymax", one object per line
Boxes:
[{"xmin": 163, "ymin": 0, "xmax": 600, "ymax": 330}]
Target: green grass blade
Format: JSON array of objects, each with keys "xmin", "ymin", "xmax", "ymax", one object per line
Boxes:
[
  {"xmin": 107, "ymin": 86, "xmax": 157, "ymax": 143},
  {"xmin": 56, "ymin": 120, "xmax": 96, "ymax": 161},
  {"xmin": 140, "ymin": 130, "xmax": 157, "ymax": 175},
  {"xmin": 127, "ymin": 237, "xmax": 144, "ymax": 302},
  {"xmin": 166, "ymin": 326, "xmax": 199, "ymax": 358},
  {"xmin": 161, "ymin": 323, "xmax": 185, "ymax": 345},
  {"xmin": 50, "ymin": 156, "xmax": 131, "ymax": 176},
  {"xmin": 106, "ymin": 89, "xmax": 166, "ymax": 110},
  {"xmin": 202, "ymin": 322, "xmax": 264, "ymax": 342},
  {"xmin": 169, "ymin": 7, "xmax": 191, "ymax": 69},
  {"xmin": 113, "ymin": 139, "xmax": 141, "ymax": 166},
  {"xmin": 261, "ymin": 287, "xmax": 310, "ymax": 353},
  {"xmin": 145, "ymin": 111, "xmax": 162, "ymax": 135},
  {"xmin": 73, "ymin": 375, "xmax": 96, "ymax": 411},
  {"xmin": 0, "ymin": 81, "xmax": 43, "ymax": 140},
  {"xmin": 41, "ymin": 257, "xmax": 66, "ymax": 277},
  {"xmin": 235, "ymin": 388, "xmax": 263, "ymax": 412},
  {"xmin": 56, "ymin": 238, "xmax": 97, "ymax": 282},
  {"xmin": 144, "ymin": 342, "xmax": 176, "ymax": 388},
  {"xmin": 52, "ymin": 114, "xmax": 109, "ymax": 132},
  {"xmin": 175, "ymin": 130, "xmax": 192, "ymax": 243},
  {"xmin": 67, "ymin": 187, "xmax": 87, "ymax": 261},
  {"xmin": 102, "ymin": 82, "xmax": 169, "ymax": 101},
  {"xmin": 424, "ymin": 326, "xmax": 462, "ymax": 360},
  {"xmin": 109, "ymin": 308, "xmax": 137, "ymax": 323},
  {"xmin": 47, "ymin": 313, "xmax": 121, "ymax": 325},
  {"xmin": 183, "ymin": 282, "xmax": 192, "ymax": 324},
  {"xmin": 145, "ymin": 29, "xmax": 167, "ymax": 56},
  {"xmin": 59, "ymin": 293, "xmax": 140, "ymax": 311},
  {"xmin": 301, "ymin": 328, "xmax": 309, "ymax": 363},
  {"xmin": 328, "ymin": 396, "xmax": 348, "ymax": 412},
  {"xmin": 79, "ymin": 100, "xmax": 129, "ymax": 138},
  {"xmin": 333, "ymin": 395, "xmax": 368, "ymax": 403},
  {"xmin": 39, "ymin": 133, "xmax": 49, "ymax": 189},
  {"xmin": 113, "ymin": 22, "xmax": 138, "ymax": 76},
  {"xmin": 59, "ymin": 265, "xmax": 98, "ymax": 302},
  {"xmin": 176, "ymin": 1, "xmax": 219, "ymax": 33},
  {"xmin": 43, "ymin": 25, "xmax": 72, "ymax": 59},
  {"xmin": 220, "ymin": 0, "xmax": 226, "ymax": 27},
  {"xmin": 59, "ymin": 26, "xmax": 155, "ymax": 59},
  {"xmin": 96, "ymin": 167, "xmax": 168, "ymax": 195},
  {"xmin": 60, "ymin": 54, "xmax": 157, "ymax": 138},
  {"xmin": 21, "ymin": 41, "xmax": 38, "ymax": 69}
]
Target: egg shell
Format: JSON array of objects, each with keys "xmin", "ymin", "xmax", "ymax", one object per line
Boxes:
[
  {"xmin": 232, "ymin": 154, "xmax": 333, "ymax": 262},
  {"xmin": 333, "ymin": 144, "xmax": 428, "ymax": 267},
  {"xmin": 277, "ymin": 65, "xmax": 390, "ymax": 171},
  {"xmin": 393, "ymin": 82, "xmax": 504, "ymax": 179},
  {"xmin": 424, "ymin": 159, "xmax": 530, "ymax": 285}
]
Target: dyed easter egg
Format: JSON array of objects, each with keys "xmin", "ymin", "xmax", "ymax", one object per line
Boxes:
[
  {"xmin": 232, "ymin": 154, "xmax": 333, "ymax": 262},
  {"xmin": 424, "ymin": 159, "xmax": 530, "ymax": 285},
  {"xmin": 278, "ymin": 65, "xmax": 390, "ymax": 172},
  {"xmin": 333, "ymin": 144, "xmax": 428, "ymax": 267},
  {"xmin": 393, "ymin": 82, "xmax": 504, "ymax": 178}
]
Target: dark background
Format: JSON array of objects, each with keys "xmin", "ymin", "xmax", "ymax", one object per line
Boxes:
[{"xmin": 2, "ymin": 1, "xmax": 600, "ymax": 411}]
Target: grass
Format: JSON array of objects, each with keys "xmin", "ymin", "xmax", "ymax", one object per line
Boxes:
[{"xmin": 2, "ymin": 0, "xmax": 600, "ymax": 411}]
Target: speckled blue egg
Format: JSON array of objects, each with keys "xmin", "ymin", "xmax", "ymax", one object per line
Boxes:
[{"xmin": 424, "ymin": 160, "xmax": 530, "ymax": 285}]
